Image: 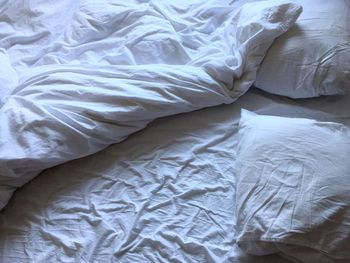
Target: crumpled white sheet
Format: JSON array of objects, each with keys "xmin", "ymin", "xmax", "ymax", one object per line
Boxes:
[
  {"xmin": 2, "ymin": 87, "xmax": 350, "ymax": 263},
  {"xmin": 0, "ymin": 0, "xmax": 301, "ymax": 209},
  {"xmin": 0, "ymin": 88, "xmax": 299, "ymax": 263}
]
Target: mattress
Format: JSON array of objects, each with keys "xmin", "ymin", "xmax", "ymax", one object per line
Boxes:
[
  {"xmin": 0, "ymin": 0, "xmax": 349, "ymax": 262},
  {"xmin": 1, "ymin": 88, "xmax": 349, "ymax": 262}
]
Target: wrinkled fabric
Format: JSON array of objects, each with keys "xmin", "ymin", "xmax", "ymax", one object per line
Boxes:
[
  {"xmin": 235, "ymin": 110, "xmax": 350, "ymax": 263},
  {"xmin": 255, "ymin": 0, "xmax": 350, "ymax": 98},
  {"xmin": 0, "ymin": 0, "xmax": 302, "ymax": 209},
  {"xmin": 1, "ymin": 87, "xmax": 350, "ymax": 262}
]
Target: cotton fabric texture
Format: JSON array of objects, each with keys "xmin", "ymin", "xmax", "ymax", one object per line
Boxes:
[
  {"xmin": 255, "ymin": 0, "xmax": 350, "ymax": 98},
  {"xmin": 0, "ymin": 1, "xmax": 301, "ymax": 209},
  {"xmin": 235, "ymin": 110, "xmax": 350, "ymax": 263}
]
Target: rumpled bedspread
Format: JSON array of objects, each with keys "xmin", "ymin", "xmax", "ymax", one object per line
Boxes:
[{"xmin": 0, "ymin": 0, "xmax": 301, "ymax": 209}]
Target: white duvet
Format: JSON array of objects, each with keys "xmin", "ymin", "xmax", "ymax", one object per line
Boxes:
[{"xmin": 0, "ymin": 0, "xmax": 301, "ymax": 209}]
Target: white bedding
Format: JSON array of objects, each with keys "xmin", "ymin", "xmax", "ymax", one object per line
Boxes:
[
  {"xmin": 0, "ymin": 0, "xmax": 301, "ymax": 209},
  {"xmin": 235, "ymin": 110, "xmax": 350, "ymax": 262},
  {"xmin": 2, "ymin": 0, "xmax": 349, "ymax": 262},
  {"xmin": 2, "ymin": 88, "xmax": 350, "ymax": 262}
]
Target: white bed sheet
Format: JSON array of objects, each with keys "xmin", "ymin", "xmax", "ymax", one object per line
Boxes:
[
  {"xmin": 0, "ymin": 0, "xmax": 348, "ymax": 262},
  {"xmin": 1, "ymin": 88, "xmax": 350, "ymax": 263},
  {"xmin": 0, "ymin": 0, "xmax": 302, "ymax": 209}
]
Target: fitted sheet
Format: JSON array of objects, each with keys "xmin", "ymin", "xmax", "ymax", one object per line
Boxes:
[{"xmin": 1, "ymin": 88, "xmax": 350, "ymax": 262}]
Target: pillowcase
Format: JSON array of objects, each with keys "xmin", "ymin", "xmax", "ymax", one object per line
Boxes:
[
  {"xmin": 235, "ymin": 110, "xmax": 350, "ymax": 262},
  {"xmin": 255, "ymin": 0, "xmax": 350, "ymax": 98}
]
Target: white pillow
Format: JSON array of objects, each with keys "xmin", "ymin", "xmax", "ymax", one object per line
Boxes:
[
  {"xmin": 255, "ymin": 0, "xmax": 350, "ymax": 98},
  {"xmin": 235, "ymin": 110, "xmax": 350, "ymax": 262}
]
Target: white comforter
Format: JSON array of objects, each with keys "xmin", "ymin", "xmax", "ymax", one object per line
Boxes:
[{"xmin": 0, "ymin": 0, "xmax": 301, "ymax": 209}]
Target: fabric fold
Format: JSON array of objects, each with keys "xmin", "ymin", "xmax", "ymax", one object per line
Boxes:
[{"xmin": 0, "ymin": 1, "xmax": 302, "ymax": 209}]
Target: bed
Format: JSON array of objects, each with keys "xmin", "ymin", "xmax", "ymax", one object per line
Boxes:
[{"xmin": 0, "ymin": 0, "xmax": 349, "ymax": 262}]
